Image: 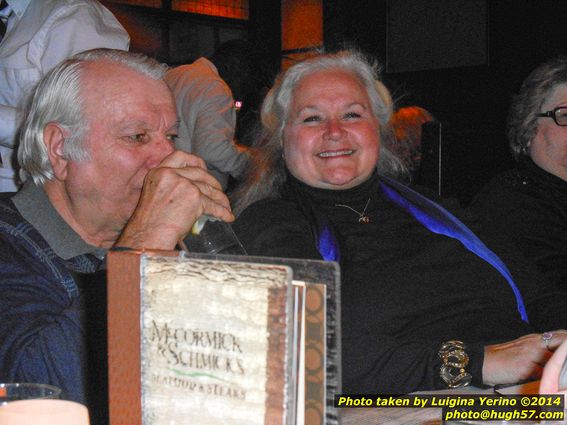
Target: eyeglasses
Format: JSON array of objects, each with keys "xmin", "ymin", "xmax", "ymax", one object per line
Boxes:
[{"xmin": 537, "ymin": 107, "xmax": 567, "ymax": 126}]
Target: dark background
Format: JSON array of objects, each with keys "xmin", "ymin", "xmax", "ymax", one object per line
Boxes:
[
  {"xmin": 103, "ymin": 0, "xmax": 567, "ymax": 203},
  {"xmin": 323, "ymin": 0, "xmax": 567, "ymax": 202}
]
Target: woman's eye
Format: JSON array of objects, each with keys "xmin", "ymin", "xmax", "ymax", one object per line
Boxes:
[
  {"xmin": 303, "ymin": 115, "xmax": 321, "ymax": 123},
  {"xmin": 166, "ymin": 134, "xmax": 178, "ymax": 143},
  {"xmin": 344, "ymin": 111, "xmax": 361, "ymax": 119},
  {"xmin": 556, "ymin": 108, "xmax": 567, "ymax": 119}
]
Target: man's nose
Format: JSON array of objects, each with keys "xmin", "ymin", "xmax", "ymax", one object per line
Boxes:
[{"xmin": 149, "ymin": 135, "xmax": 175, "ymax": 165}]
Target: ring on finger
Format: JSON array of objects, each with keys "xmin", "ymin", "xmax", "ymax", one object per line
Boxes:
[{"xmin": 542, "ymin": 331, "xmax": 553, "ymax": 350}]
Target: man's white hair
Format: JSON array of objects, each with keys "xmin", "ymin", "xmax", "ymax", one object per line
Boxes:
[{"xmin": 18, "ymin": 48, "xmax": 168, "ymax": 185}]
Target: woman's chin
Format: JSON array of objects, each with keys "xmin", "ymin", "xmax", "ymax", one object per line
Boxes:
[
  {"xmin": 318, "ymin": 170, "xmax": 372, "ymax": 190},
  {"xmin": 317, "ymin": 176, "xmax": 366, "ymax": 190}
]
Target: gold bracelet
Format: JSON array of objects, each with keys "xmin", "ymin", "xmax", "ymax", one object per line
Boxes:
[{"xmin": 438, "ymin": 340, "xmax": 472, "ymax": 388}]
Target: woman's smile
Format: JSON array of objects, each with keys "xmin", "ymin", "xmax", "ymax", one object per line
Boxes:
[
  {"xmin": 317, "ymin": 149, "xmax": 355, "ymax": 158},
  {"xmin": 283, "ymin": 69, "xmax": 381, "ymax": 190}
]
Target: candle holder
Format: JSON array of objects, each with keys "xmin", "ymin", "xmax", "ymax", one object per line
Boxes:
[
  {"xmin": 0, "ymin": 399, "xmax": 89, "ymax": 425},
  {"xmin": 0, "ymin": 383, "xmax": 60, "ymax": 405}
]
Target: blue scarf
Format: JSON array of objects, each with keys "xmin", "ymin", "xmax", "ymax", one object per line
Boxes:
[{"xmin": 317, "ymin": 175, "xmax": 529, "ymax": 323}]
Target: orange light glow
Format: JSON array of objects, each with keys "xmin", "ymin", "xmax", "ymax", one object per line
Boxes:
[
  {"xmin": 173, "ymin": 0, "xmax": 248, "ymax": 19},
  {"xmin": 106, "ymin": 0, "xmax": 248, "ymax": 19}
]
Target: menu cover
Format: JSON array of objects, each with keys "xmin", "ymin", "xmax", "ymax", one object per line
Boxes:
[
  {"xmin": 140, "ymin": 256, "xmax": 293, "ymax": 425},
  {"xmin": 107, "ymin": 251, "xmax": 294, "ymax": 425},
  {"xmin": 107, "ymin": 250, "xmax": 339, "ymax": 425}
]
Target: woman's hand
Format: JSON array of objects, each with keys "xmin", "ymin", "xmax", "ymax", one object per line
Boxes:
[
  {"xmin": 483, "ymin": 330, "xmax": 567, "ymax": 386},
  {"xmin": 540, "ymin": 338, "xmax": 567, "ymax": 394}
]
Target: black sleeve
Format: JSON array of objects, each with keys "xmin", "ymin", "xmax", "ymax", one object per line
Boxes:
[
  {"xmin": 342, "ymin": 329, "xmax": 486, "ymax": 394},
  {"xmin": 471, "ymin": 180, "xmax": 567, "ymax": 296},
  {"xmin": 234, "ymin": 199, "xmax": 322, "ymax": 260},
  {"xmin": 465, "ymin": 205, "xmax": 567, "ymax": 331},
  {"xmin": 413, "ymin": 182, "xmax": 567, "ymax": 331}
]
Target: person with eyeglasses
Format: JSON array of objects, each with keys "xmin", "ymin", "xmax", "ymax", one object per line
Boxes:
[{"xmin": 471, "ymin": 55, "xmax": 567, "ymax": 297}]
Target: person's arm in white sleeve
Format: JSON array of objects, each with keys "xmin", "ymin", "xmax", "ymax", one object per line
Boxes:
[
  {"xmin": 0, "ymin": 105, "xmax": 19, "ymax": 149},
  {"xmin": 39, "ymin": 1, "xmax": 130, "ymax": 71},
  {"xmin": 189, "ymin": 81, "xmax": 250, "ymax": 182}
]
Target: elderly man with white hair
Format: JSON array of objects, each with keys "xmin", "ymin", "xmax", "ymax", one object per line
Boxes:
[{"xmin": 0, "ymin": 49, "xmax": 233, "ymax": 421}]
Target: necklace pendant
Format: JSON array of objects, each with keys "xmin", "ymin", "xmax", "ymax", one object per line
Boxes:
[{"xmin": 335, "ymin": 197, "xmax": 373, "ymax": 224}]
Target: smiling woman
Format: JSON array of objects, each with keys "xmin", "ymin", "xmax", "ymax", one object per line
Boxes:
[
  {"xmin": 283, "ymin": 69, "xmax": 381, "ymax": 190},
  {"xmin": 232, "ymin": 50, "xmax": 567, "ymax": 395}
]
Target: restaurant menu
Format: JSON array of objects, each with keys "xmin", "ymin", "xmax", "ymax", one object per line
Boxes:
[{"xmin": 140, "ymin": 257, "xmax": 293, "ymax": 425}]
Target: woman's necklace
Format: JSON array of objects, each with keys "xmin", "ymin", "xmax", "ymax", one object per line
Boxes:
[{"xmin": 335, "ymin": 197, "xmax": 372, "ymax": 224}]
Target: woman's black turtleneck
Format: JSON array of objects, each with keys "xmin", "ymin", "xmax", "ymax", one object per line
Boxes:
[{"xmin": 234, "ymin": 172, "xmax": 552, "ymax": 394}]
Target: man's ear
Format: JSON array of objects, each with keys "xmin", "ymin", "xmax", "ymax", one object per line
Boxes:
[{"xmin": 43, "ymin": 123, "xmax": 69, "ymax": 181}]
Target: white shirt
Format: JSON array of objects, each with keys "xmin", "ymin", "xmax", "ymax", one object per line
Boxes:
[{"xmin": 0, "ymin": 0, "xmax": 130, "ymax": 191}]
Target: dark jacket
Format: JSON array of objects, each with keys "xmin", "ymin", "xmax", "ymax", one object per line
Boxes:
[
  {"xmin": 471, "ymin": 159, "xmax": 567, "ymax": 291},
  {"xmin": 234, "ymin": 172, "xmax": 565, "ymax": 394},
  {"xmin": 0, "ymin": 195, "xmax": 107, "ymax": 424}
]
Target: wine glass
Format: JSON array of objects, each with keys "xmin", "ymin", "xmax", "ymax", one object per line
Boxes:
[{"xmin": 180, "ymin": 215, "xmax": 247, "ymax": 255}]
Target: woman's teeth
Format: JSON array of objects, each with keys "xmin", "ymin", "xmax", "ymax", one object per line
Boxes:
[{"xmin": 318, "ymin": 150, "xmax": 353, "ymax": 158}]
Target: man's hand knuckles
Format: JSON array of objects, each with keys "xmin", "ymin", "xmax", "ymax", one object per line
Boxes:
[{"xmin": 148, "ymin": 167, "xmax": 196, "ymax": 189}]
